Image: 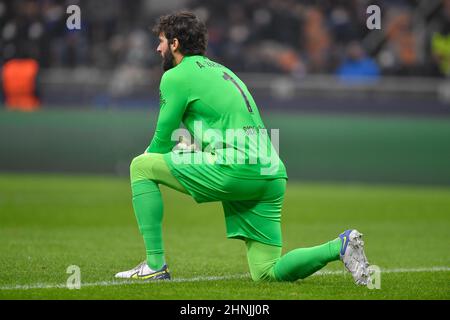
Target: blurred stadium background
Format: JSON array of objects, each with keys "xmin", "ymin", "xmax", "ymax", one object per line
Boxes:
[{"xmin": 1, "ymin": 0, "xmax": 449, "ymax": 184}]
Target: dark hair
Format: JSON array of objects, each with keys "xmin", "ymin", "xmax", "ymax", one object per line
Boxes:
[{"xmin": 152, "ymin": 11, "xmax": 208, "ymax": 56}]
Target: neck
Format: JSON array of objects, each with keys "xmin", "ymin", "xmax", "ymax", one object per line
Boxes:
[{"xmin": 173, "ymin": 52, "xmax": 184, "ymax": 66}]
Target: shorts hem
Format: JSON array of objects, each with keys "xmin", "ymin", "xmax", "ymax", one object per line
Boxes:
[{"xmin": 226, "ymin": 233, "xmax": 282, "ymax": 247}]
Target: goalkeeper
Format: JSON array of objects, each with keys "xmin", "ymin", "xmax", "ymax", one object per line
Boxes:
[{"xmin": 115, "ymin": 12, "xmax": 370, "ymax": 284}]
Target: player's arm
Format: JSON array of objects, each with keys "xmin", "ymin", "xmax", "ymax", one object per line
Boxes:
[{"xmin": 146, "ymin": 71, "xmax": 189, "ymax": 154}]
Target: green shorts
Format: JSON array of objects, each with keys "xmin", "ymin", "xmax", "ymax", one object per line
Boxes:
[{"xmin": 163, "ymin": 151, "xmax": 287, "ymax": 247}]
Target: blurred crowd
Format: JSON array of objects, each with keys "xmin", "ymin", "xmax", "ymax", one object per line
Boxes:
[{"xmin": 1, "ymin": 0, "xmax": 449, "ymax": 78}]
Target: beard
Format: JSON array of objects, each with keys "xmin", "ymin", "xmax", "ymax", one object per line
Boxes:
[{"xmin": 162, "ymin": 48, "xmax": 175, "ymax": 71}]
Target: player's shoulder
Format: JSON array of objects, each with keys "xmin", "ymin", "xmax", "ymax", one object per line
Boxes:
[
  {"xmin": 160, "ymin": 65, "xmax": 187, "ymax": 87},
  {"xmin": 181, "ymin": 55, "xmax": 228, "ymax": 73},
  {"xmin": 196, "ymin": 55, "xmax": 225, "ymax": 67}
]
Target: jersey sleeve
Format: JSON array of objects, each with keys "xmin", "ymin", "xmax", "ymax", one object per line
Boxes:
[{"xmin": 146, "ymin": 71, "xmax": 189, "ymax": 154}]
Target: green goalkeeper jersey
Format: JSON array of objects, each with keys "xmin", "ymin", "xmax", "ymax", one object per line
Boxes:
[{"xmin": 147, "ymin": 55, "xmax": 287, "ymax": 180}]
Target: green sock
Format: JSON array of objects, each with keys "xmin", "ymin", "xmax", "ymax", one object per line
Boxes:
[
  {"xmin": 273, "ymin": 238, "xmax": 342, "ymax": 281},
  {"xmin": 131, "ymin": 180, "xmax": 165, "ymax": 270}
]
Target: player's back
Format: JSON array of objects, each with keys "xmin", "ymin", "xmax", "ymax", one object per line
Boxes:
[
  {"xmin": 168, "ymin": 55, "xmax": 287, "ymax": 179},
  {"xmin": 174, "ymin": 56, "xmax": 263, "ymax": 135}
]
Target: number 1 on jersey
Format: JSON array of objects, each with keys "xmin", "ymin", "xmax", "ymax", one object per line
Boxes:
[{"xmin": 223, "ymin": 72, "xmax": 253, "ymax": 113}]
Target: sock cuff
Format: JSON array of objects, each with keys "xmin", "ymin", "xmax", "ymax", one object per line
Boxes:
[
  {"xmin": 146, "ymin": 249, "xmax": 164, "ymax": 255},
  {"xmin": 328, "ymin": 238, "xmax": 342, "ymax": 261}
]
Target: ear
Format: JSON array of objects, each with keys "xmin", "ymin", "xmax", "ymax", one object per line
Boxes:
[{"xmin": 170, "ymin": 38, "xmax": 180, "ymax": 53}]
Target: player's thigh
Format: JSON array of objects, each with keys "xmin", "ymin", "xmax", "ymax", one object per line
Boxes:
[
  {"xmin": 163, "ymin": 150, "xmax": 287, "ymax": 202},
  {"xmin": 202, "ymin": 176, "xmax": 286, "ymax": 202},
  {"xmin": 222, "ymin": 179, "xmax": 286, "ymax": 247},
  {"xmin": 222, "ymin": 176, "xmax": 287, "ymax": 202},
  {"xmin": 223, "ymin": 199, "xmax": 283, "ymax": 244}
]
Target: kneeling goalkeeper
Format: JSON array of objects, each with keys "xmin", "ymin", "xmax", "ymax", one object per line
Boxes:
[{"xmin": 115, "ymin": 12, "xmax": 371, "ymax": 285}]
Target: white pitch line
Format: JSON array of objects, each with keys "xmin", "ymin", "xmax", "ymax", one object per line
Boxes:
[
  {"xmin": 0, "ymin": 267, "xmax": 449, "ymax": 291},
  {"xmin": 0, "ymin": 274, "xmax": 249, "ymax": 291},
  {"xmin": 314, "ymin": 266, "xmax": 450, "ymax": 275}
]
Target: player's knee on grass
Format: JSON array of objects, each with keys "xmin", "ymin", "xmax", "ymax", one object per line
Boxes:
[
  {"xmin": 245, "ymin": 239, "xmax": 281, "ymax": 282},
  {"xmin": 248, "ymin": 264, "xmax": 277, "ymax": 282}
]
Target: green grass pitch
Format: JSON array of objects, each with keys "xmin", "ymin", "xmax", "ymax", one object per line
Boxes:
[{"xmin": 0, "ymin": 173, "xmax": 449, "ymax": 299}]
